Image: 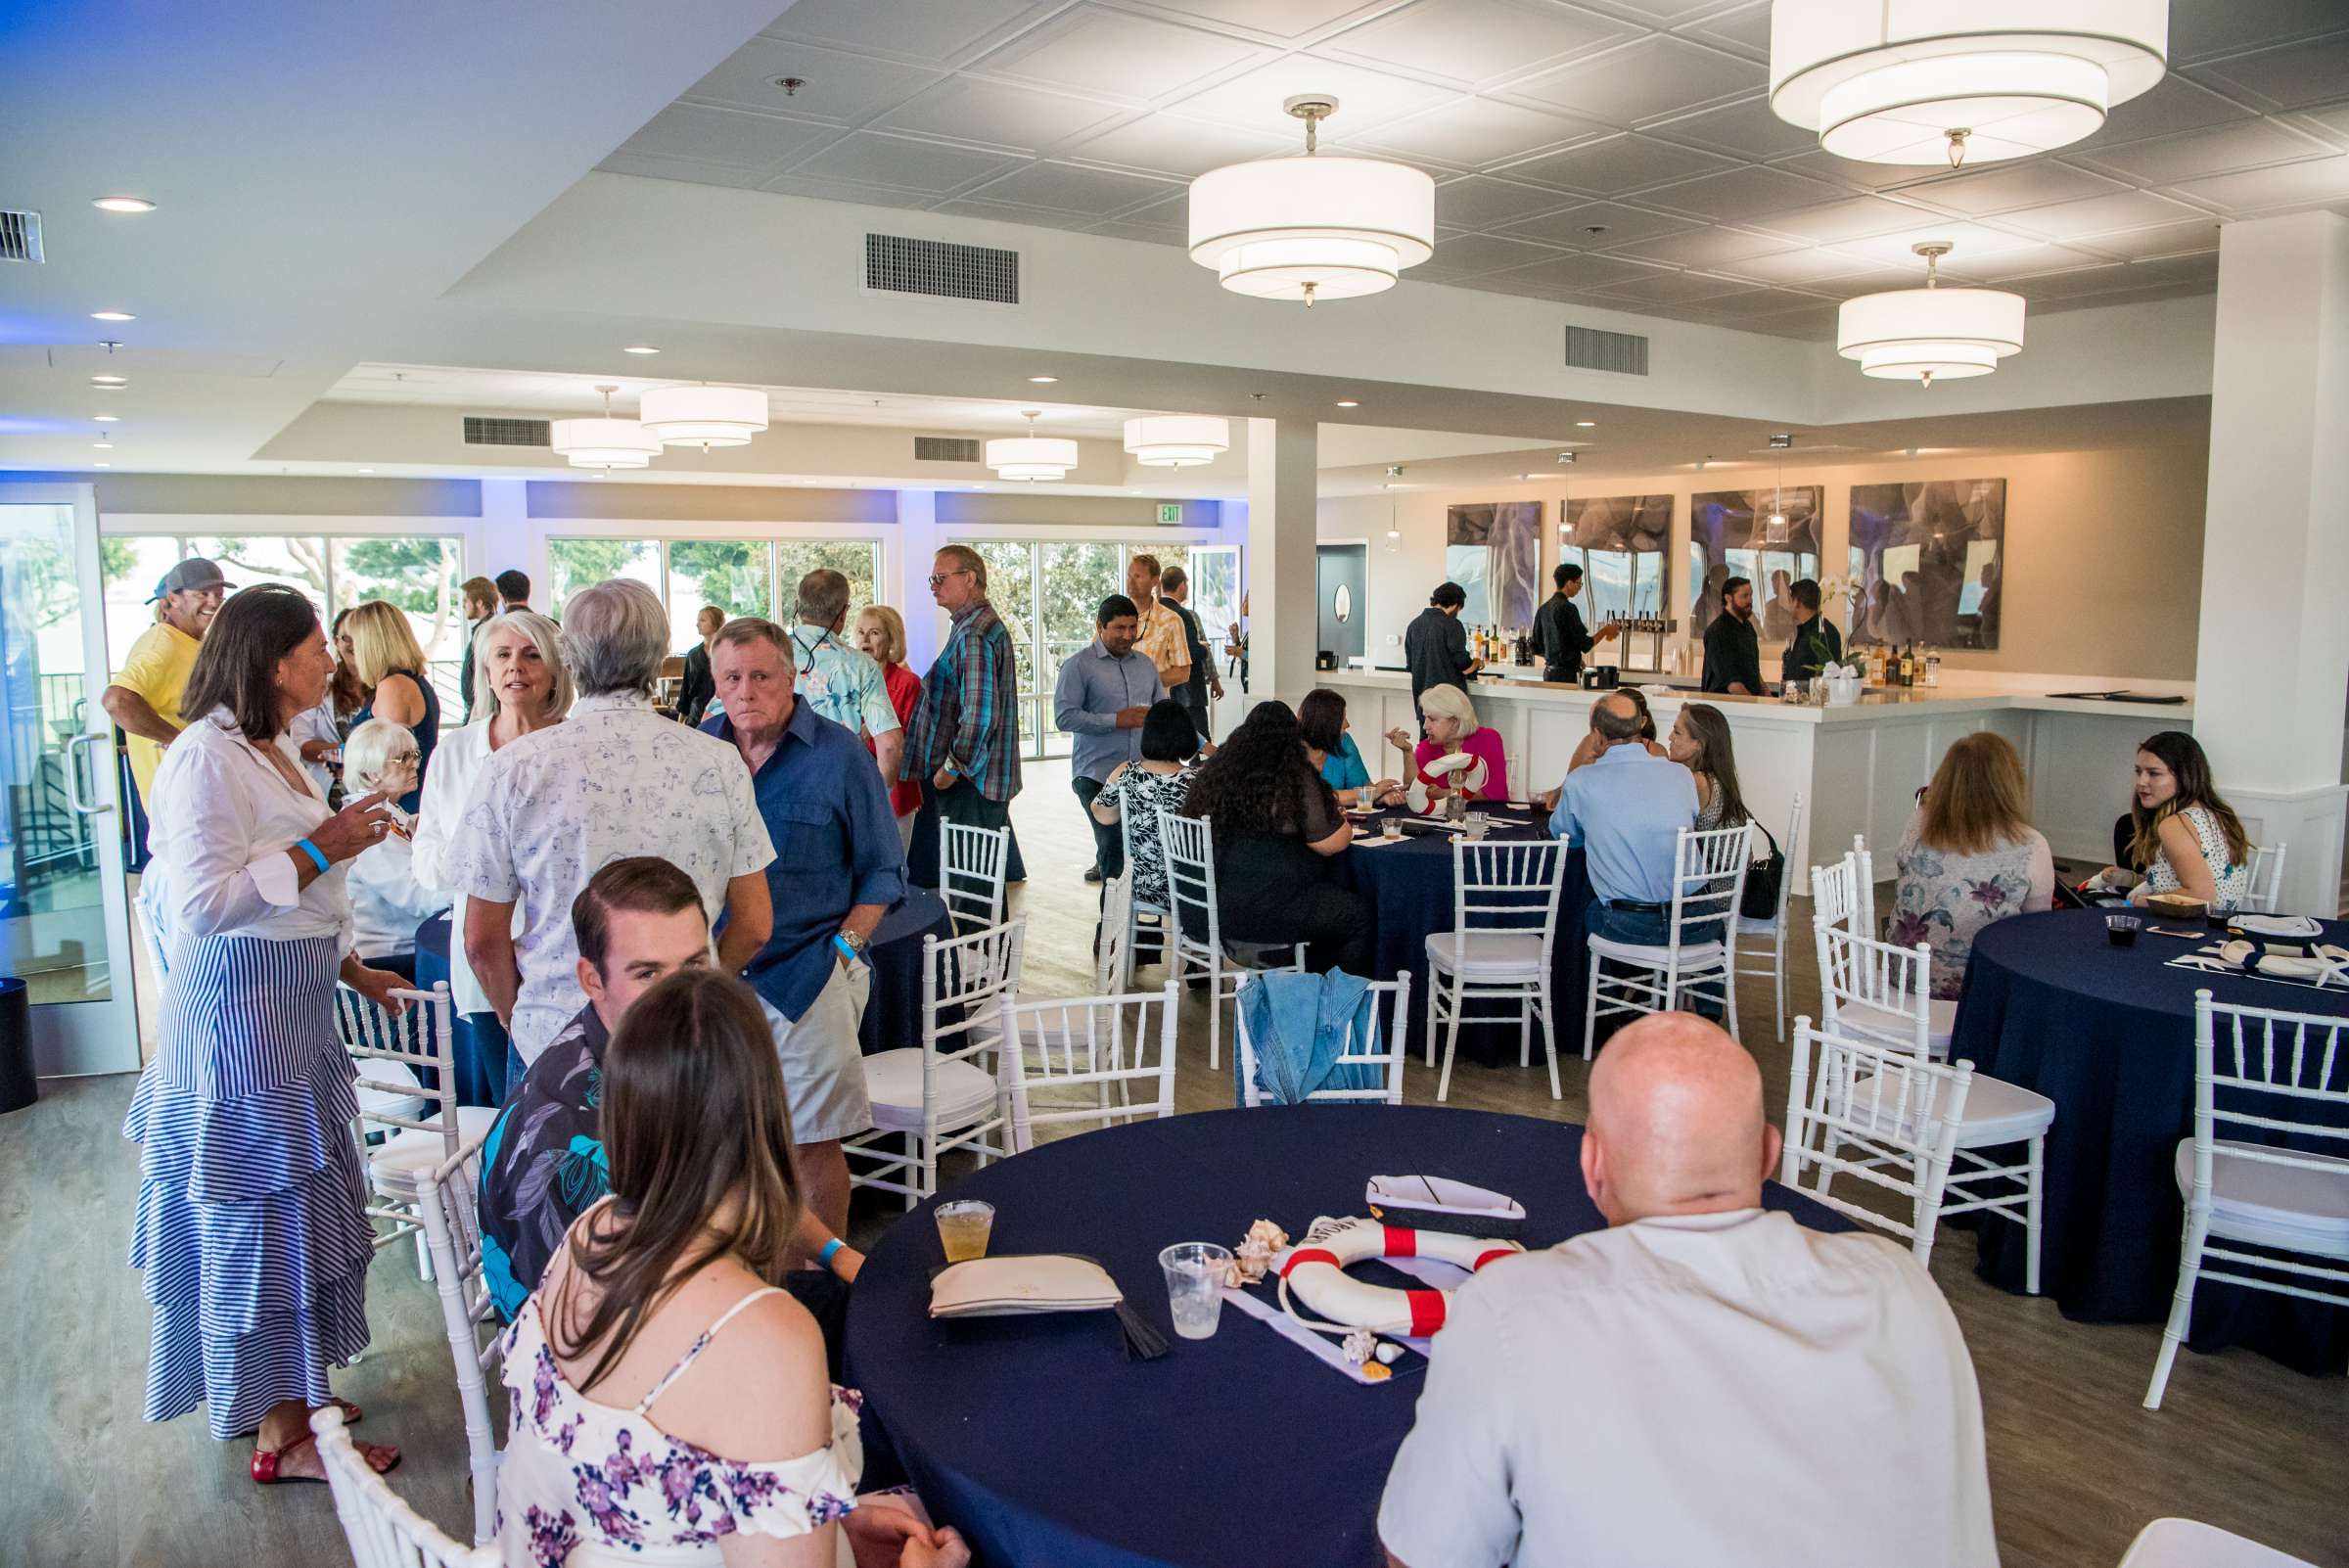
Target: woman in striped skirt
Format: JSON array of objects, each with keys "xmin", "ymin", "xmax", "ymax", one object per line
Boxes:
[{"xmin": 124, "ymin": 584, "xmax": 410, "ymax": 1483}]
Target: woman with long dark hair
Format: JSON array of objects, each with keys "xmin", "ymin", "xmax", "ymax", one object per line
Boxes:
[
  {"xmin": 498, "ymin": 967, "xmax": 966, "ymax": 1567},
  {"xmin": 123, "ymin": 584, "xmax": 406, "ymax": 1483},
  {"xmin": 1182, "ymin": 702, "xmax": 1372, "ymax": 974},
  {"xmin": 1667, "ymin": 704, "xmax": 1748, "ymax": 834},
  {"xmin": 1297, "ymin": 687, "xmax": 1402, "ymax": 808},
  {"xmin": 2109, "ymin": 730, "xmax": 2250, "ymax": 913}
]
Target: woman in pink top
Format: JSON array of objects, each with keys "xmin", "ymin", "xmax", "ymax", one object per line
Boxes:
[{"xmin": 1386, "ymin": 683, "xmax": 1509, "ymax": 804}]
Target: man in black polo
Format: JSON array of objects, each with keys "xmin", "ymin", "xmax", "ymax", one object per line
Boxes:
[
  {"xmin": 1535, "ymin": 563, "xmax": 1620, "ymax": 684},
  {"xmin": 1701, "ymin": 575, "xmax": 1763, "ymax": 696},
  {"xmin": 1780, "ymin": 578, "xmax": 1845, "ymax": 686},
  {"xmin": 1405, "ymin": 580, "xmax": 1482, "ymax": 712}
]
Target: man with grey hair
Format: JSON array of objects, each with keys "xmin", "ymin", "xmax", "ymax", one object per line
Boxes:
[
  {"xmin": 1546, "ymin": 691, "xmax": 1697, "ymax": 947},
  {"xmin": 789, "ymin": 568, "xmax": 903, "ymax": 796},
  {"xmin": 452, "ymin": 578, "xmax": 775, "ymax": 1070}
]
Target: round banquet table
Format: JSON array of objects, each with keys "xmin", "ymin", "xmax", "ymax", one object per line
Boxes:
[
  {"xmin": 856, "ymin": 888, "xmax": 957, "ymax": 1056},
  {"xmin": 1948, "ymin": 907, "xmax": 2349, "ymax": 1373},
  {"xmin": 1333, "ymin": 804, "xmax": 1593, "ymax": 1070},
  {"xmin": 844, "ymin": 1105, "xmax": 1852, "ymax": 1568}
]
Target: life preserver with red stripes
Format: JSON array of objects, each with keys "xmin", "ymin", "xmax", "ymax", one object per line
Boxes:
[{"xmin": 1274, "ymin": 1216, "xmax": 1523, "ymax": 1338}]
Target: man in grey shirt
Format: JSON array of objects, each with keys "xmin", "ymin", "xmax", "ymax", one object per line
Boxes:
[{"xmin": 1052, "ymin": 594, "xmax": 1163, "ymax": 885}]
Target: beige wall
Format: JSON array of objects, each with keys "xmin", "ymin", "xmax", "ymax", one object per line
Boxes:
[{"xmin": 1319, "ymin": 440, "xmax": 2209, "ymax": 685}]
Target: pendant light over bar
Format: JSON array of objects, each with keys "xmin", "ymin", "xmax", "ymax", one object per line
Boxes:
[
  {"xmin": 987, "ymin": 410, "xmax": 1079, "ymax": 483},
  {"xmin": 638, "ymin": 384, "xmax": 769, "ymax": 448},
  {"xmin": 1187, "ymin": 95, "xmax": 1434, "ymax": 304},
  {"xmin": 1122, "ymin": 415, "xmax": 1230, "ymax": 468},
  {"xmin": 1837, "ymin": 243, "xmax": 2025, "ymax": 387},
  {"xmin": 1770, "ymin": 0, "xmax": 2169, "ymax": 167},
  {"xmin": 551, "ymin": 385, "xmax": 662, "ymax": 470}
]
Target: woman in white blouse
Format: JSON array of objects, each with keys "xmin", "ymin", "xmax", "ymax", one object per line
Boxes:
[
  {"xmin": 409, "ymin": 609, "xmax": 572, "ymax": 1087},
  {"xmin": 120, "ymin": 584, "xmax": 407, "ymax": 1486}
]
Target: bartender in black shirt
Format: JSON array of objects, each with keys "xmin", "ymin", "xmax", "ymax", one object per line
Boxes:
[
  {"xmin": 1779, "ymin": 577, "xmax": 1845, "ymax": 686},
  {"xmin": 1701, "ymin": 575, "xmax": 1763, "ymax": 695},
  {"xmin": 1534, "ymin": 563, "xmax": 1621, "ymax": 683},
  {"xmin": 1405, "ymin": 580, "xmax": 1481, "ymax": 712}
]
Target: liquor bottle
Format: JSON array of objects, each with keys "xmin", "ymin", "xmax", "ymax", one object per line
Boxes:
[
  {"xmin": 1899, "ymin": 642, "xmax": 1915, "ymax": 685},
  {"xmin": 1923, "ymin": 645, "xmax": 1941, "ymax": 687}
]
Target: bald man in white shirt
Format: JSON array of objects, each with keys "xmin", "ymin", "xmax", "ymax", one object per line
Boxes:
[{"xmin": 1378, "ymin": 1013, "xmax": 1998, "ymax": 1568}]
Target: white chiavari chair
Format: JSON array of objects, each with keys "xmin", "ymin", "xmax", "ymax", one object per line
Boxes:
[
  {"xmin": 2143, "ymin": 992, "xmax": 2349, "ymax": 1409},
  {"xmin": 414, "ymin": 1151, "xmax": 501, "ymax": 1545},
  {"xmin": 851, "ymin": 920, "xmax": 1025, "ymax": 1207},
  {"xmin": 1236, "ymin": 972, "xmax": 1413, "ymax": 1107},
  {"xmin": 339, "ymin": 982, "xmax": 492, "ymax": 1273},
  {"xmin": 1733, "ymin": 793, "xmax": 1805, "ymax": 1042},
  {"xmin": 2238, "ymin": 843, "xmax": 2288, "ymax": 916},
  {"xmin": 312, "ymin": 1407, "xmax": 499, "ymax": 1568},
  {"xmin": 2117, "ymin": 1517, "xmax": 2321, "ymax": 1567},
  {"xmin": 940, "ymin": 820, "xmax": 1009, "ymax": 936},
  {"xmin": 1158, "ymin": 809, "xmax": 1304, "ymax": 1072},
  {"xmin": 999, "ymin": 979, "xmax": 1181, "ymax": 1148},
  {"xmin": 1781, "ymin": 1018, "xmax": 1970, "ymax": 1268},
  {"xmin": 1426, "ymin": 840, "xmax": 1568, "ymax": 1102},
  {"xmin": 1584, "ymin": 824, "xmax": 1753, "ymax": 1057}
]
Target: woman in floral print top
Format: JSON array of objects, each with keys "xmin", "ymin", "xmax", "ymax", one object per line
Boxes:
[
  {"xmin": 1888, "ymin": 733, "xmax": 2054, "ymax": 999},
  {"xmin": 494, "ymin": 968, "xmax": 967, "ymax": 1568}
]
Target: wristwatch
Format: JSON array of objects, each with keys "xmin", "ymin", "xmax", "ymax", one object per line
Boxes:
[{"xmin": 833, "ymin": 928, "xmax": 870, "ymax": 965}]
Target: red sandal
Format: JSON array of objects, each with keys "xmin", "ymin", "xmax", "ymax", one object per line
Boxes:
[{"xmin": 251, "ymin": 1430, "xmax": 401, "ymax": 1485}]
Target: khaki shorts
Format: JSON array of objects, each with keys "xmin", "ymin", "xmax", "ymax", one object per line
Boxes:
[{"xmin": 767, "ymin": 959, "xmax": 874, "ymax": 1144}]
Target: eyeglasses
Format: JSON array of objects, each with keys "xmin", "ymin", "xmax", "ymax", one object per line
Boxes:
[{"xmin": 926, "ymin": 569, "xmax": 974, "ymax": 587}]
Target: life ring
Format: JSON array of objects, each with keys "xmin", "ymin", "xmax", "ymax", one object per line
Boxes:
[{"xmin": 1274, "ymin": 1216, "xmax": 1523, "ymax": 1338}]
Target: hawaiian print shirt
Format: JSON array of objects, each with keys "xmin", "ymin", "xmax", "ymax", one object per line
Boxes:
[
  {"xmin": 789, "ymin": 624, "xmax": 901, "ymax": 742},
  {"xmin": 480, "ymin": 1004, "xmax": 610, "ymax": 1321}
]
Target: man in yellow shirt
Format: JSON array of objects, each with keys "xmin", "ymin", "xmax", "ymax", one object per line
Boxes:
[
  {"xmin": 1126, "ymin": 553, "xmax": 1191, "ymax": 695},
  {"xmin": 103, "ymin": 557, "xmax": 231, "ymax": 803}
]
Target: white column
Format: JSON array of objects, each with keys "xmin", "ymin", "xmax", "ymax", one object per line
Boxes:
[
  {"xmin": 896, "ymin": 488, "xmax": 943, "ymax": 671},
  {"xmin": 2192, "ymin": 210, "xmax": 2349, "ymax": 915},
  {"xmin": 481, "ymin": 477, "xmax": 529, "ymax": 587},
  {"xmin": 1245, "ymin": 417, "xmax": 1317, "ymax": 710}
]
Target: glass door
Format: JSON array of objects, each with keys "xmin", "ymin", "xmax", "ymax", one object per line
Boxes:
[{"xmin": 0, "ymin": 487, "xmax": 141, "ymax": 1076}]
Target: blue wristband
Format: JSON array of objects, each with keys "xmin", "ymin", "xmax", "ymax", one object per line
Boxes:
[
  {"xmin": 818, "ymin": 1237, "xmax": 845, "ymax": 1270},
  {"xmin": 833, "ymin": 932, "xmax": 867, "ymax": 966},
  {"xmin": 295, "ymin": 839, "xmax": 330, "ymax": 874}
]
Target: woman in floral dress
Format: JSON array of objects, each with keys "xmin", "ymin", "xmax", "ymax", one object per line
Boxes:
[{"xmin": 1889, "ymin": 732, "xmax": 2053, "ymax": 997}]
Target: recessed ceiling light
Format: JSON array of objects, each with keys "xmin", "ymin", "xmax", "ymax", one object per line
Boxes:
[
  {"xmin": 1575, "ymin": 420, "xmax": 1596, "ymax": 428},
  {"xmin": 358, "ymin": 468, "xmax": 374, "ymax": 474},
  {"xmin": 622, "ymin": 345, "xmax": 662, "ymax": 355},
  {"xmin": 91, "ymin": 310, "xmax": 136, "ymax": 322},
  {"xmin": 93, "ymin": 196, "xmax": 156, "ymax": 213},
  {"xmin": 94, "ymin": 413, "xmax": 118, "ymax": 422},
  {"xmin": 93, "ymin": 438, "xmax": 113, "ymax": 450},
  {"xmin": 1028, "ymin": 375, "xmax": 1059, "ymax": 384},
  {"xmin": 93, "ymin": 461, "xmax": 111, "ymax": 468},
  {"xmin": 1335, "ymin": 399, "xmax": 1360, "ymax": 408},
  {"xmin": 91, "ymin": 375, "xmax": 127, "ymax": 387}
]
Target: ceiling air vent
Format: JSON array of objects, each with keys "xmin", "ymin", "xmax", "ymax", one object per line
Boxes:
[
  {"xmin": 1564, "ymin": 324, "xmax": 1648, "ymax": 377},
  {"xmin": 463, "ymin": 416, "xmax": 551, "ymax": 447},
  {"xmin": 914, "ymin": 437, "xmax": 983, "ymax": 463},
  {"xmin": 865, "ymin": 233, "xmax": 1020, "ymax": 305},
  {"xmin": 0, "ymin": 210, "xmax": 44, "ymax": 263}
]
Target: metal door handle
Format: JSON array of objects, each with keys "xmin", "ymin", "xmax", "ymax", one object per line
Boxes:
[{"xmin": 66, "ymin": 731, "xmax": 115, "ymax": 816}]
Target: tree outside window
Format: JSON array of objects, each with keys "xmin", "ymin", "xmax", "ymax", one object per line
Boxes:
[
  {"xmin": 774, "ymin": 541, "xmax": 881, "ymax": 627},
  {"xmin": 668, "ymin": 540, "xmax": 772, "ymax": 650}
]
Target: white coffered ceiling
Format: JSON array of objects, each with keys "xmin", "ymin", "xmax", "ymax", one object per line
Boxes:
[{"xmin": 602, "ymin": 0, "xmax": 2349, "ymax": 336}]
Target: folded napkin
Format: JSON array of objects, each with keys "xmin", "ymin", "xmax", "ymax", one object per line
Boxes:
[{"xmin": 2232, "ymin": 914, "xmax": 2324, "ymax": 939}]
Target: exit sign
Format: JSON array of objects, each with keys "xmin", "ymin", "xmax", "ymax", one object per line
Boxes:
[{"xmin": 1156, "ymin": 502, "xmax": 1182, "ymax": 524}]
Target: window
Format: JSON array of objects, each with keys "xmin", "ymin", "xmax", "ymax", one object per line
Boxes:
[
  {"xmin": 550, "ymin": 537, "xmax": 887, "ymax": 654},
  {"xmin": 774, "ymin": 541, "xmax": 883, "ymax": 625},
  {"xmin": 668, "ymin": 541, "xmax": 772, "ymax": 650},
  {"xmin": 547, "ymin": 538, "xmax": 661, "ymax": 622}
]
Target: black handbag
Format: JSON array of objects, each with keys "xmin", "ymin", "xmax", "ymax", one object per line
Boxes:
[{"xmin": 1740, "ymin": 819, "xmax": 1784, "ymax": 921}]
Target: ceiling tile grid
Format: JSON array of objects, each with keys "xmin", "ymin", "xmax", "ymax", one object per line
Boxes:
[{"xmin": 592, "ymin": 2, "xmax": 2349, "ymax": 336}]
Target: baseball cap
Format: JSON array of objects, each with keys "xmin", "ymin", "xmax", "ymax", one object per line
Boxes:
[{"xmin": 149, "ymin": 557, "xmax": 233, "ymax": 603}]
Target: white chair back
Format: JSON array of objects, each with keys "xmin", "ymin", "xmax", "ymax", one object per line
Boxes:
[
  {"xmin": 1442, "ymin": 840, "xmax": 1567, "ymax": 971},
  {"xmin": 941, "ymin": 820, "xmax": 1009, "ymax": 935},
  {"xmin": 339, "ymin": 982, "xmax": 458, "ymax": 1151},
  {"xmin": 2239, "ymin": 842, "xmax": 2288, "ymax": 915},
  {"xmin": 1668, "ymin": 823, "xmax": 1753, "ymax": 954},
  {"xmin": 1157, "ymin": 808, "xmax": 1219, "ymax": 953},
  {"xmin": 1781, "ymin": 1018, "xmax": 1971, "ymax": 1267},
  {"xmin": 2190, "ymin": 991, "xmax": 2349, "ymax": 1196},
  {"xmin": 414, "ymin": 1151, "xmax": 501, "ymax": 1545},
  {"xmin": 1816, "ymin": 925, "xmax": 1937, "ymax": 1058},
  {"xmin": 1810, "ymin": 853, "xmax": 1865, "ymax": 938},
  {"xmin": 1236, "ymin": 972, "xmax": 1414, "ymax": 1107},
  {"xmin": 312, "ymin": 1407, "xmax": 499, "ymax": 1568},
  {"xmin": 999, "ymin": 980, "xmax": 1181, "ymax": 1146},
  {"xmin": 1098, "ymin": 865, "xmax": 1134, "ymax": 993},
  {"xmin": 1766, "ymin": 793, "xmax": 1806, "ymax": 932},
  {"xmin": 2118, "ymin": 1517, "xmax": 2322, "ymax": 1568}
]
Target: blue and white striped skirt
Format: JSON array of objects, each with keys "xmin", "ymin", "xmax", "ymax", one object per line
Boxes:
[{"xmin": 122, "ymin": 934, "xmax": 376, "ymax": 1438}]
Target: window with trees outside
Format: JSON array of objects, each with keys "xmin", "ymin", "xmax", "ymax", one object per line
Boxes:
[
  {"xmin": 546, "ymin": 537, "xmax": 886, "ymax": 657},
  {"xmin": 103, "ymin": 533, "xmax": 469, "ymax": 710}
]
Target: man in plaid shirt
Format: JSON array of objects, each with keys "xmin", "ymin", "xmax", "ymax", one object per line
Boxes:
[{"xmin": 902, "ymin": 543, "xmax": 1025, "ymax": 889}]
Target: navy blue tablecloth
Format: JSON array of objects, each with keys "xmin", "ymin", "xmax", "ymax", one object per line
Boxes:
[
  {"xmin": 1333, "ymin": 806, "xmax": 1592, "ymax": 1070},
  {"xmin": 844, "ymin": 1105, "xmax": 1851, "ymax": 1568},
  {"xmin": 1949, "ymin": 907, "xmax": 2349, "ymax": 1373},
  {"xmin": 860, "ymin": 888, "xmax": 956, "ymax": 1056}
]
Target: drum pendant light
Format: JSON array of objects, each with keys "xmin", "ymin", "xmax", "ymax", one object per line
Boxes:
[
  {"xmin": 986, "ymin": 410, "xmax": 1080, "ymax": 483},
  {"xmin": 1837, "ymin": 242, "xmax": 2025, "ymax": 387},
  {"xmin": 638, "ymin": 384, "xmax": 768, "ymax": 448},
  {"xmin": 551, "ymin": 385, "xmax": 662, "ymax": 470},
  {"xmin": 1123, "ymin": 415, "xmax": 1230, "ymax": 468},
  {"xmin": 1770, "ymin": 0, "xmax": 2169, "ymax": 167},
  {"xmin": 1187, "ymin": 95, "xmax": 1435, "ymax": 304}
]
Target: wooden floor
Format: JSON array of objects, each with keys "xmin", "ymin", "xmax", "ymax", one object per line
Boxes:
[{"xmin": 5, "ymin": 757, "xmax": 2342, "ymax": 1568}]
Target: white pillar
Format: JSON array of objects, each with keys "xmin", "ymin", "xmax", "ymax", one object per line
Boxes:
[
  {"xmin": 2192, "ymin": 209, "xmax": 2349, "ymax": 915},
  {"xmin": 481, "ymin": 477, "xmax": 529, "ymax": 588},
  {"xmin": 1245, "ymin": 417, "xmax": 1317, "ymax": 710},
  {"xmin": 896, "ymin": 488, "xmax": 942, "ymax": 671}
]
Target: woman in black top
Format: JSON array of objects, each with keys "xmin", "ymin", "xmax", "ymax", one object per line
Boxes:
[{"xmin": 1180, "ymin": 703, "xmax": 1373, "ymax": 975}]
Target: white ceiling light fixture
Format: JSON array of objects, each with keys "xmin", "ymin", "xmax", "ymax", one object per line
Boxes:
[
  {"xmin": 1838, "ymin": 242, "xmax": 2025, "ymax": 387},
  {"xmin": 1123, "ymin": 415, "xmax": 1229, "ymax": 469},
  {"xmin": 93, "ymin": 196, "xmax": 156, "ymax": 213},
  {"xmin": 987, "ymin": 410, "xmax": 1079, "ymax": 483},
  {"xmin": 622, "ymin": 345, "xmax": 662, "ymax": 356},
  {"xmin": 1771, "ymin": 1, "xmax": 2169, "ymax": 168},
  {"xmin": 638, "ymin": 384, "xmax": 768, "ymax": 448},
  {"xmin": 1187, "ymin": 95, "xmax": 1434, "ymax": 306},
  {"xmin": 551, "ymin": 385, "xmax": 661, "ymax": 471}
]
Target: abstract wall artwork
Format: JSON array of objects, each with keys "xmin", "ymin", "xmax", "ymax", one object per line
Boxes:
[
  {"xmin": 1847, "ymin": 479, "xmax": 2007, "ymax": 649},
  {"xmin": 1561, "ymin": 495, "xmax": 1672, "ymax": 622},
  {"xmin": 1688, "ymin": 486, "xmax": 1822, "ymax": 640},
  {"xmin": 1446, "ymin": 501, "xmax": 1542, "ymax": 627}
]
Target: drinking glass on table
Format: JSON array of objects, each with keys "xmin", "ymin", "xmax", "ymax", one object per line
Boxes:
[
  {"xmin": 936, "ymin": 1199, "xmax": 995, "ymax": 1263},
  {"xmin": 1159, "ymin": 1242, "xmax": 1233, "ymax": 1339}
]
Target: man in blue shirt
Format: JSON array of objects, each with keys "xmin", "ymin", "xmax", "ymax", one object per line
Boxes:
[
  {"xmin": 1548, "ymin": 693, "xmax": 1699, "ymax": 946},
  {"xmin": 1053, "ymin": 593, "xmax": 1164, "ymax": 886},
  {"xmin": 704, "ymin": 618, "xmax": 902, "ymax": 1236}
]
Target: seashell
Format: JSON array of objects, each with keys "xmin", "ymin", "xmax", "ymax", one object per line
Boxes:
[
  {"xmin": 2218, "ymin": 940, "xmax": 2256, "ymax": 966},
  {"xmin": 1361, "ymin": 1360, "xmax": 1393, "ymax": 1382},
  {"xmin": 1375, "ymin": 1342, "xmax": 1404, "ymax": 1364}
]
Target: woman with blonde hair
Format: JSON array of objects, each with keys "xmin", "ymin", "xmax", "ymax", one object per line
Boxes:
[
  {"xmin": 1889, "ymin": 732, "xmax": 2053, "ymax": 997},
  {"xmin": 344, "ymin": 599, "xmax": 439, "ymax": 812},
  {"xmin": 1385, "ymin": 683, "xmax": 1509, "ymax": 804},
  {"xmin": 853, "ymin": 603, "xmax": 925, "ymax": 852}
]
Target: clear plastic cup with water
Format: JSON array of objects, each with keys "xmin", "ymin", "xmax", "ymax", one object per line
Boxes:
[{"xmin": 1158, "ymin": 1242, "xmax": 1233, "ymax": 1339}]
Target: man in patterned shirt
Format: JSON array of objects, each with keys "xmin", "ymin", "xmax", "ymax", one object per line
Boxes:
[
  {"xmin": 1126, "ymin": 552, "xmax": 1192, "ymax": 697},
  {"xmin": 901, "ymin": 544, "xmax": 1023, "ymax": 890},
  {"xmin": 787, "ymin": 568, "xmax": 902, "ymax": 793}
]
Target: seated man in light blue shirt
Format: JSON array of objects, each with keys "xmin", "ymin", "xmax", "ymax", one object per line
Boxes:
[
  {"xmin": 1548, "ymin": 692, "xmax": 1699, "ymax": 947},
  {"xmin": 1053, "ymin": 593, "xmax": 1165, "ymax": 884}
]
